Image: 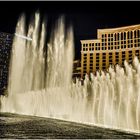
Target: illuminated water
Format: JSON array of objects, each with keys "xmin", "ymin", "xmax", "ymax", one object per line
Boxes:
[{"xmin": 0, "ymin": 12, "xmax": 140, "ymax": 133}]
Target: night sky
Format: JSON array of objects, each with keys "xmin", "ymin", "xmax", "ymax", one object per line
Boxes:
[{"xmin": 0, "ymin": 1, "xmax": 140, "ymax": 59}]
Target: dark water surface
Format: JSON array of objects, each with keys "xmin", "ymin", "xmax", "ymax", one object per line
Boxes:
[{"xmin": 0, "ymin": 113, "xmax": 140, "ymax": 139}]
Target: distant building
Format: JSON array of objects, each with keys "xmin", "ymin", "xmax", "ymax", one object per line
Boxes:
[
  {"xmin": 81, "ymin": 24, "xmax": 140, "ymax": 78},
  {"xmin": 0, "ymin": 32, "xmax": 13, "ymax": 94},
  {"xmin": 72, "ymin": 60, "xmax": 81, "ymax": 79}
]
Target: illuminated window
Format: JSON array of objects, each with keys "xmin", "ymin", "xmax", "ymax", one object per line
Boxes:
[
  {"xmin": 129, "ymin": 51, "xmax": 132, "ymax": 55},
  {"xmin": 83, "ymin": 57, "xmax": 87, "ymax": 60},
  {"xmin": 90, "ymin": 53, "xmax": 93, "ymax": 56},
  {"xmin": 121, "ymin": 32, "xmax": 123, "ymax": 40},
  {"xmin": 96, "ymin": 63, "xmax": 99, "ymax": 66},
  {"xmin": 117, "ymin": 33, "xmax": 120, "ymax": 40},
  {"xmin": 134, "ymin": 30, "xmax": 137, "ymax": 38},
  {"xmin": 131, "ymin": 31, "xmax": 133, "ymax": 39},
  {"xmin": 122, "ymin": 51, "xmax": 125, "ymax": 54},
  {"xmin": 128, "ymin": 31, "xmax": 130, "ymax": 39},
  {"xmin": 135, "ymin": 50, "xmax": 139, "ymax": 56},
  {"xmin": 115, "ymin": 33, "xmax": 117, "ymax": 41},
  {"xmin": 124, "ymin": 32, "xmax": 126, "ymax": 40},
  {"xmin": 138, "ymin": 30, "xmax": 140, "ymax": 38}
]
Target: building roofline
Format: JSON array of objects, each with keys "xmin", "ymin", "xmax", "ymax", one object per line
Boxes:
[{"xmin": 98, "ymin": 24, "xmax": 140, "ymax": 33}]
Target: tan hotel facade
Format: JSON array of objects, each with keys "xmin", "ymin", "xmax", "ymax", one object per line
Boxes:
[{"xmin": 81, "ymin": 24, "xmax": 140, "ymax": 78}]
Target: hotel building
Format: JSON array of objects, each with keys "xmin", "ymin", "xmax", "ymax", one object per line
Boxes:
[
  {"xmin": 73, "ymin": 60, "xmax": 81, "ymax": 78},
  {"xmin": 81, "ymin": 24, "xmax": 140, "ymax": 78}
]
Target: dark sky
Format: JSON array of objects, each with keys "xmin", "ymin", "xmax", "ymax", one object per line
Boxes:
[{"xmin": 0, "ymin": 1, "xmax": 140, "ymax": 59}]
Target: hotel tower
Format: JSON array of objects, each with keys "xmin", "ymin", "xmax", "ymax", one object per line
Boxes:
[{"xmin": 81, "ymin": 24, "xmax": 140, "ymax": 78}]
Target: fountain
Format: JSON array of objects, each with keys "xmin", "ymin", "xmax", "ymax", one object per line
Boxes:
[{"xmin": 0, "ymin": 12, "xmax": 140, "ymax": 133}]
